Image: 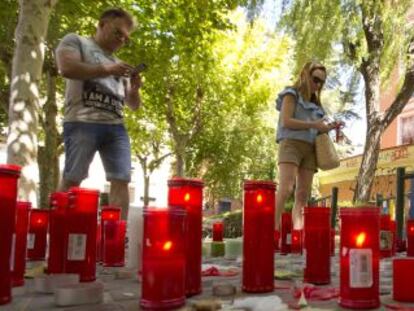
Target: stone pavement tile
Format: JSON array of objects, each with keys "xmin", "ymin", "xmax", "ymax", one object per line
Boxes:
[
  {"xmin": 110, "ymin": 289, "xmax": 139, "ymax": 302},
  {"xmin": 63, "ymin": 303, "xmax": 126, "ymax": 311}
]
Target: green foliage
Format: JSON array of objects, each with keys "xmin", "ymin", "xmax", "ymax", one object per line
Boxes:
[
  {"xmin": 186, "ymin": 11, "xmax": 293, "ymax": 200},
  {"xmin": 0, "ymin": 0, "xmax": 18, "ymax": 129},
  {"xmin": 123, "ymin": 3, "xmax": 292, "ymax": 202},
  {"xmin": 205, "ymin": 209, "xmax": 243, "ymax": 238},
  {"xmin": 280, "ymin": 0, "xmax": 412, "ymax": 87}
]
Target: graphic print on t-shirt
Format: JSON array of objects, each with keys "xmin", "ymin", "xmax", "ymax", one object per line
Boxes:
[{"xmin": 83, "ymin": 80, "xmax": 124, "ymax": 118}]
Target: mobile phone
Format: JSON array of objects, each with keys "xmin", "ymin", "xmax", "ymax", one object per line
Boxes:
[{"xmin": 132, "ymin": 63, "xmax": 147, "ymax": 74}]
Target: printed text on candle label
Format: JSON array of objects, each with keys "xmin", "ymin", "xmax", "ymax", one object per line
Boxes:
[
  {"xmin": 286, "ymin": 233, "xmax": 291, "ymax": 245},
  {"xmin": 27, "ymin": 233, "xmax": 35, "ymax": 250},
  {"xmin": 349, "ymin": 248, "xmax": 373, "ymax": 288},
  {"xmin": 10, "ymin": 234, "xmax": 16, "ymax": 270},
  {"xmin": 68, "ymin": 234, "xmax": 87, "ymax": 261},
  {"xmin": 380, "ymin": 230, "xmax": 392, "ymax": 251}
]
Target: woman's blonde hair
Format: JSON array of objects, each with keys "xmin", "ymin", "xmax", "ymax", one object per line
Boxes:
[{"xmin": 293, "ymin": 61, "xmax": 326, "ymax": 106}]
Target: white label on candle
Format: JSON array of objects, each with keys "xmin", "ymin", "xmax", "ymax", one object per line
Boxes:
[
  {"xmin": 349, "ymin": 248, "xmax": 373, "ymax": 288},
  {"xmin": 380, "ymin": 230, "xmax": 392, "ymax": 251},
  {"xmin": 286, "ymin": 233, "xmax": 292, "ymax": 245},
  {"xmin": 10, "ymin": 234, "xmax": 16, "ymax": 271},
  {"xmin": 67, "ymin": 234, "xmax": 87, "ymax": 261},
  {"xmin": 27, "ymin": 233, "xmax": 35, "ymax": 250}
]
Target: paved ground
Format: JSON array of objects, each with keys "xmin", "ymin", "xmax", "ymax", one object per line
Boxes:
[{"xmin": 1, "ymin": 252, "xmax": 414, "ymax": 311}]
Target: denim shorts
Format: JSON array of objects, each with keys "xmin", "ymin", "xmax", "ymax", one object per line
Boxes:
[{"xmin": 63, "ymin": 122, "xmax": 131, "ymax": 183}]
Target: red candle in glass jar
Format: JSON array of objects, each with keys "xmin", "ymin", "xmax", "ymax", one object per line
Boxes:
[
  {"xmin": 101, "ymin": 205, "xmax": 121, "ymax": 222},
  {"xmin": 64, "ymin": 187, "xmax": 99, "ymax": 282},
  {"xmin": 393, "ymin": 258, "xmax": 414, "ymax": 302},
  {"xmin": 141, "ymin": 208, "xmax": 186, "ymax": 310},
  {"xmin": 103, "ymin": 220, "xmax": 126, "ymax": 267},
  {"xmin": 99, "ymin": 205, "xmax": 121, "ymax": 262},
  {"xmin": 27, "ymin": 209, "xmax": 49, "ymax": 261},
  {"xmin": 304, "ymin": 207, "xmax": 331, "ymax": 285},
  {"xmin": 242, "ymin": 180, "xmax": 275, "ymax": 293},
  {"xmin": 11, "ymin": 201, "xmax": 31, "ymax": 287},
  {"xmin": 47, "ymin": 192, "xmax": 68, "ymax": 274},
  {"xmin": 380, "ymin": 214, "xmax": 393, "ymax": 258},
  {"xmin": 339, "ymin": 207, "xmax": 380, "ymax": 309},
  {"xmin": 0, "ymin": 164, "xmax": 21, "ymax": 305},
  {"xmin": 212, "ymin": 221, "xmax": 224, "ymax": 242},
  {"xmin": 274, "ymin": 230, "xmax": 280, "ymax": 251},
  {"xmin": 406, "ymin": 219, "xmax": 414, "ymax": 257},
  {"xmin": 168, "ymin": 177, "xmax": 204, "ymax": 296},
  {"xmin": 291, "ymin": 229, "xmax": 303, "ymax": 254},
  {"xmin": 281, "ymin": 212, "xmax": 292, "ymax": 254}
]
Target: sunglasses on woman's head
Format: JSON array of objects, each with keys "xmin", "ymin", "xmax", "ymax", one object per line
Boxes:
[{"xmin": 312, "ymin": 76, "xmax": 325, "ymax": 85}]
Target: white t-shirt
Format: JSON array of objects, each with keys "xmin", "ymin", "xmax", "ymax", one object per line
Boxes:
[{"xmin": 56, "ymin": 33, "xmax": 128, "ymax": 124}]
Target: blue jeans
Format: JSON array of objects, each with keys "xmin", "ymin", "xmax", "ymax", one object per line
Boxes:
[{"xmin": 63, "ymin": 122, "xmax": 131, "ymax": 183}]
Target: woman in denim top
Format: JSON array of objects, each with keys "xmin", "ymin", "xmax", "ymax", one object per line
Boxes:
[{"xmin": 275, "ymin": 61, "xmax": 337, "ymax": 231}]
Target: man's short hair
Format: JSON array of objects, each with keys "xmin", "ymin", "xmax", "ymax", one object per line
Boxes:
[{"xmin": 99, "ymin": 8, "xmax": 135, "ymax": 28}]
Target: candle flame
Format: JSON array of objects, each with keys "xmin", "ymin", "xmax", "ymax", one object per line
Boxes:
[
  {"xmin": 184, "ymin": 193, "xmax": 191, "ymax": 202},
  {"xmin": 163, "ymin": 241, "xmax": 172, "ymax": 251},
  {"xmin": 256, "ymin": 194, "xmax": 263, "ymax": 203},
  {"xmin": 355, "ymin": 232, "xmax": 366, "ymax": 247}
]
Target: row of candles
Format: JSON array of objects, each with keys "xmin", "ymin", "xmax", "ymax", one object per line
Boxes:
[
  {"xmin": 0, "ymin": 164, "xmax": 128, "ymax": 305},
  {"xmin": 2, "ymin": 163, "xmax": 414, "ymax": 309}
]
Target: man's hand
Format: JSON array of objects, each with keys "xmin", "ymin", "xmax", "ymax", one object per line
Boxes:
[{"xmin": 103, "ymin": 62, "xmax": 133, "ymax": 77}]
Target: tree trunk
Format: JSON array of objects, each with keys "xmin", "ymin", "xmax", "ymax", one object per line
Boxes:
[
  {"xmin": 175, "ymin": 151, "xmax": 185, "ymax": 177},
  {"xmin": 143, "ymin": 174, "xmax": 150, "ymax": 207},
  {"xmin": 353, "ymin": 122, "xmax": 383, "ymax": 203},
  {"xmin": 7, "ymin": 0, "xmax": 57, "ymax": 203},
  {"xmin": 38, "ymin": 71, "xmax": 60, "ymax": 208}
]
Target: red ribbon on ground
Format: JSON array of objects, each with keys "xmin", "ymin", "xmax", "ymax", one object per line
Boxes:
[
  {"xmin": 293, "ymin": 285, "xmax": 339, "ymax": 301},
  {"xmin": 201, "ymin": 266, "xmax": 238, "ymax": 277}
]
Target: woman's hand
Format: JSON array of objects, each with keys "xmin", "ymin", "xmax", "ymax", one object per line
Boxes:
[{"xmin": 312, "ymin": 119, "xmax": 337, "ymax": 133}]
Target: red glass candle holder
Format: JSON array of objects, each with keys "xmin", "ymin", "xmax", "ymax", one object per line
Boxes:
[
  {"xmin": 168, "ymin": 177, "xmax": 204, "ymax": 296},
  {"xmin": 47, "ymin": 192, "xmax": 68, "ymax": 274},
  {"xmin": 212, "ymin": 221, "xmax": 224, "ymax": 242},
  {"xmin": 339, "ymin": 207, "xmax": 380, "ymax": 309},
  {"xmin": 141, "ymin": 208, "xmax": 186, "ymax": 310},
  {"xmin": 11, "ymin": 201, "xmax": 31, "ymax": 287},
  {"xmin": 101, "ymin": 205, "xmax": 121, "ymax": 222},
  {"xmin": 0, "ymin": 164, "xmax": 21, "ymax": 305},
  {"xmin": 99, "ymin": 205, "xmax": 121, "ymax": 262},
  {"xmin": 406, "ymin": 219, "xmax": 414, "ymax": 257},
  {"xmin": 291, "ymin": 229, "xmax": 303, "ymax": 254},
  {"xmin": 380, "ymin": 214, "xmax": 393, "ymax": 258},
  {"xmin": 27, "ymin": 209, "xmax": 49, "ymax": 261},
  {"xmin": 281, "ymin": 212, "xmax": 292, "ymax": 254},
  {"xmin": 393, "ymin": 258, "xmax": 414, "ymax": 302},
  {"xmin": 242, "ymin": 180, "xmax": 275, "ymax": 293},
  {"xmin": 64, "ymin": 187, "xmax": 99, "ymax": 282},
  {"xmin": 304, "ymin": 207, "xmax": 331, "ymax": 285},
  {"xmin": 103, "ymin": 220, "xmax": 126, "ymax": 267},
  {"xmin": 274, "ymin": 230, "xmax": 280, "ymax": 252}
]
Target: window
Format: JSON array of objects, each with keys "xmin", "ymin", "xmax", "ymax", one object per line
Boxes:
[{"xmin": 399, "ymin": 114, "xmax": 414, "ymax": 145}]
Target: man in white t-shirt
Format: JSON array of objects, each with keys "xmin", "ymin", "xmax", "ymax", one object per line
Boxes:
[{"xmin": 56, "ymin": 8, "xmax": 141, "ymax": 219}]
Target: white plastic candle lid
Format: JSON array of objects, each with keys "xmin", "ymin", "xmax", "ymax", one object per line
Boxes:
[{"xmin": 54, "ymin": 281, "xmax": 104, "ymax": 306}]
